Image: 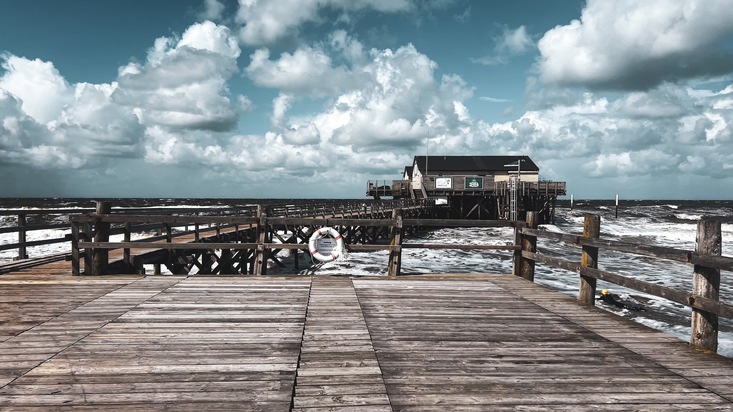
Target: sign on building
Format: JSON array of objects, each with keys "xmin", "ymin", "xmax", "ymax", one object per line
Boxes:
[
  {"xmin": 465, "ymin": 176, "xmax": 483, "ymax": 189},
  {"xmin": 435, "ymin": 177, "xmax": 453, "ymax": 189}
]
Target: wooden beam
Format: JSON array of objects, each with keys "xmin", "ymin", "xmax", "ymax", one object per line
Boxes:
[
  {"xmin": 524, "ymin": 251, "xmax": 733, "ymax": 319},
  {"xmin": 579, "ymin": 214, "xmax": 600, "ymax": 306},
  {"xmin": 520, "ymin": 211, "xmax": 537, "ymax": 281},
  {"xmin": 691, "ymin": 219, "xmax": 721, "ymax": 352},
  {"xmin": 91, "ymin": 201, "xmax": 111, "ymax": 276}
]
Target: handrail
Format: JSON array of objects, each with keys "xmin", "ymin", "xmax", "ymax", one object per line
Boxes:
[
  {"xmin": 2, "ymin": 199, "xmax": 430, "ymax": 262},
  {"xmin": 515, "ymin": 212, "xmax": 729, "ymax": 354},
  {"xmin": 7, "ymin": 201, "xmax": 732, "ymax": 355}
]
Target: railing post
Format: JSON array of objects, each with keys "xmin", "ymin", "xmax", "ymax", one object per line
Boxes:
[
  {"xmin": 83, "ymin": 222, "xmax": 93, "ymax": 275},
  {"xmin": 16, "ymin": 213, "xmax": 28, "ymax": 260},
  {"xmin": 71, "ymin": 220, "xmax": 80, "ymax": 275},
  {"xmin": 579, "ymin": 213, "xmax": 601, "ymax": 305},
  {"xmin": 388, "ymin": 209, "xmax": 404, "ymax": 276},
  {"xmin": 253, "ymin": 205, "xmax": 268, "ymax": 276},
  {"xmin": 691, "ymin": 218, "xmax": 721, "ymax": 352},
  {"xmin": 520, "ymin": 211, "xmax": 538, "ymax": 281},
  {"xmin": 512, "ymin": 222, "xmax": 522, "ymax": 277},
  {"xmin": 91, "ymin": 201, "xmax": 111, "ymax": 276},
  {"xmin": 195, "ymin": 212, "xmax": 200, "ymax": 241},
  {"xmin": 123, "ymin": 222, "xmax": 132, "ymax": 272}
]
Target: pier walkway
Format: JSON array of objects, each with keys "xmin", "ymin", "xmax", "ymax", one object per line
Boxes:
[{"xmin": 1, "ymin": 265, "xmax": 732, "ymax": 410}]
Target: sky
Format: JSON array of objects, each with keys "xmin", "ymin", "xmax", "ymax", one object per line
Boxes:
[{"xmin": 1, "ymin": 0, "xmax": 733, "ymax": 200}]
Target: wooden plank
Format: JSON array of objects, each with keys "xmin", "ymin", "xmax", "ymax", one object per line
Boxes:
[
  {"xmin": 353, "ymin": 277, "xmax": 733, "ymax": 409},
  {"xmin": 0, "ymin": 275, "xmax": 311, "ymax": 410},
  {"xmin": 1, "ymin": 271, "xmax": 733, "ymax": 409},
  {"xmin": 292, "ymin": 277, "xmax": 390, "ymax": 410}
]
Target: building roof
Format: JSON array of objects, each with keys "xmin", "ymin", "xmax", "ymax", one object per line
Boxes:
[
  {"xmin": 403, "ymin": 166, "xmax": 414, "ymax": 179},
  {"xmin": 413, "ymin": 155, "xmax": 539, "ymax": 173}
]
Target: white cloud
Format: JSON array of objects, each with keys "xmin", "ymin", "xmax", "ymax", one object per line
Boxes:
[
  {"xmin": 497, "ymin": 25, "xmax": 533, "ymax": 55},
  {"xmin": 0, "ymin": 88, "xmax": 46, "ymax": 150},
  {"xmin": 582, "ymin": 150, "xmax": 680, "ymax": 177},
  {"xmin": 470, "ymin": 81, "xmax": 733, "ymax": 186},
  {"xmin": 53, "ymin": 82, "xmax": 146, "ymax": 158},
  {"xmin": 114, "ymin": 21, "xmax": 241, "ymax": 132},
  {"xmin": 329, "ymin": 30, "xmax": 367, "ymax": 65},
  {"xmin": 307, "ymin": 44, "xmax": 445, "ymax": 149},
  {"xmin": 246, "ymin": 46, "xmax": 355, "ymax": 96},
  {"xmin": 283, "ymin": 123, "xmax": 321, "ymax": 145},
  {"xmin": 537, "ymin": 0, "xmax": 733, "ymax": 89},
  {"xmin": 0, "ymin": 21, "xmax": 243, "ymax": 171},
  {"xmin": 272, "ymin": 93, "xmax": 293, "ymax": 127},
  {"xmin": 235, "ymin": 0, "xmax": 414, "ymax": 46},
  {"xmin": 480, "ymin": 96, "xmax": 511, "ymax": 103},
  {"xmin": 0, "ymin": 61, "xmax": 144, "ymax": 169},
  {"xmin": 472, "ymin": 25, "xmax": 534, "ymax": 66},
  {"xmin": 0, "ymin": 55, "xmax": 73, "ymax": 123},
  {"xmin": 200, "ymin": 0, "xmax": 225, "ymax": 21}
]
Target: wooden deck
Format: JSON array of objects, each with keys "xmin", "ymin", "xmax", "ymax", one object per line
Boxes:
[{"xmin": 1, "ymin": 264, "xmax": 733, "ymax": 410}]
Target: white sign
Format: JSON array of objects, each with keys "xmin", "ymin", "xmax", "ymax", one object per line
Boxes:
[
  {"xmin": 315, "ymin": 237, "xmax": 338, "ymax": 256},
  {"xmin": 435, "ymin": 177, "xmax": 452, "ymax": 189}
]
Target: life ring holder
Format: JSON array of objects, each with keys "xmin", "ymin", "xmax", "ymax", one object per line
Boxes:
[{"xmin": 308, "ymin": 227, "xmax": 344, "ymax": 263}]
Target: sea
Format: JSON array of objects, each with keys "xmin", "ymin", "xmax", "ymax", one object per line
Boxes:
[{"xmin": 1, "ymin": 198, "xmax": 733, "ymax": 357}]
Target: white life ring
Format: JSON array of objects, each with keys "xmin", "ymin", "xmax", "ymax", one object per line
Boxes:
[{"xmin": 308, "ymin": 227, "xmax": 344, "ymax": 263}]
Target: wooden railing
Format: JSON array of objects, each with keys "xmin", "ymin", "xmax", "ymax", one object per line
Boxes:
[
  {"xmin": 0, "ymin": 205, "xmax": 252, "ymax": 264},
  {"xmin": 68, "ymin": 199, "xmax": 437, "ymax": 275},
  {"xmin": 1, "ymin": 199, "xmax": 431, "ymax": 270},
  {"xmin": 0, "ymin": 207, "xmax": 95, "ymax": 262},
  {"xmin": 515, "ymin": 211, "xmax": 733, "ymax": 353},
  {"xmin": 9, "ymin": 202, "xmax": 732, "ymax": 354}
]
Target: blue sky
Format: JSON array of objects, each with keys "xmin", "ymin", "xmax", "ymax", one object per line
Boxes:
[{"xmin": 1, "ymin": 0, "xmax": 732, "ymax": 199}]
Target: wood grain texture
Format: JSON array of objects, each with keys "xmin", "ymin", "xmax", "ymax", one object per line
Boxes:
[{"xmin": 0, "ymin": 268, "xmax": 732, "ymax": 410}]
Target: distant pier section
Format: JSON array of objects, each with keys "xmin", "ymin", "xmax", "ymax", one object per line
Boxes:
[{"xmin": 367, "ymin": 155, "xmax": 567, "ymax": 223}]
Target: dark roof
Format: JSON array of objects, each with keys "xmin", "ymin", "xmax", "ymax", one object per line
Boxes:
[
  {"xmin": 413, "ymin": 155, "xmax": 539, "ymax": 173},
  {"xmin": 403, "ymin": 166, "xmax": 414, "ymax": 178}
]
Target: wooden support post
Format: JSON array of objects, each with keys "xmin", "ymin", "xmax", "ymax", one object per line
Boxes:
[
  {"xmin": 16, "ymin": 213, "xmax": 28, "ymax": 260},
  {"xmin": 200, "ymin": 251, "xmax": 214, "ymax": 274},
  {"xmin": 520, "ymin": 211, "xmax": 538, "ymax": 281},
  {"xmin": 512, "ymin": 222, "xmax": 522, "ymax": 277},
  {"xmin": 221, "ymin": 249, "xmax": 234, "ymax": 274},
  {"xmin": 71, "ymin": 221, "xmax": 80, "ymax": 275},
  {"xmin": 91, "ymin": 201, "xmax": 111, "ymax": 276},
  {"xmin": 123, "ymin": 222, "xmax": 132, "ymax": 273},
  {"xmin": 388, "ymin": 209, "xmax": 404, "ymax": 277},
  {"xmin": 83, "ymin": 223, "xmax": 93, "ymax": 275},
  {"xmin": 253, "ymin": 205, "xmax": 268, "ymax": 276},
  {"xmin": 691, "ymin": 218, "xmax": 721, "ymax": 352},
  {"xmin": 195, "ymin": 212, "xmax": 200, "ymax": 241},
  {"xmin": 165, "ymin": 223, "xmax": 172, "ymax": 242},
  {"xmin": 579, "ymin": 213, "xmax": 601, "ymax": 305}
]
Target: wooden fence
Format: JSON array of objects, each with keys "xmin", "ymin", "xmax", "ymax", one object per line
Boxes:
[
  {"xmin": 73, "ymin": 208, "xmax": 733, "ymax": 352},
  {"xmin": 516, "ymin": 211, "xmax": 733, "ymax": 353},
  {"xmin": 4, "ymin": 201, "xmax": 732, "ymax": 353}
]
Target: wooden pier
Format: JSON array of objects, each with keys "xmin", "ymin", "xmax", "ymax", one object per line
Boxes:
[
  {"xmin": 3, "ymin": 201, "xmax": 733, "ymax": 409},
  {"xmin": 0, "ymin": 265, "xmax": 732, "ymax": 410}
]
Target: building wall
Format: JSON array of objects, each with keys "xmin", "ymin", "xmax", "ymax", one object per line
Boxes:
[{"xmin": 494, "ymin": 172, "xmax": 540, "ymax": 182}]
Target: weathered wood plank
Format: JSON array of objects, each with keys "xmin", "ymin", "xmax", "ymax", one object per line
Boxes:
[
  {"xmin": 1, "ymin": 271, "xmax": 733, "ymax": 409},
  {"xmin": 354, "ymin": 277, "xmax": 733, "ymax": 408},
  {"xmin": 291, "ymin": 277, "xmax": 390, "ymax": 410}
]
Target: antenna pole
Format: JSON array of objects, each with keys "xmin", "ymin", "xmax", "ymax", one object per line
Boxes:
[{"xmin": 425, "ymin": 131, "xmax": 429, "ymax": 178}]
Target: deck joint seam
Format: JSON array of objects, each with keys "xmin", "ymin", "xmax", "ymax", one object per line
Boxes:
[
  {"xmin": 352, "ymin": 277, "xmax": 394, "ymax": 411},
  {"xmin": 290, "ymin": 276, "xmax": 313, "ymax": 411},
  {"xmin": 0, "ymin": 275, "xmax": 187, "ymax": 391}
]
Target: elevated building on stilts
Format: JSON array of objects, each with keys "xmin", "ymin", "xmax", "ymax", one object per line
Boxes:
[{"xmin": 367, "ymin": 155, "xmax": 566, "ymax": 224}]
